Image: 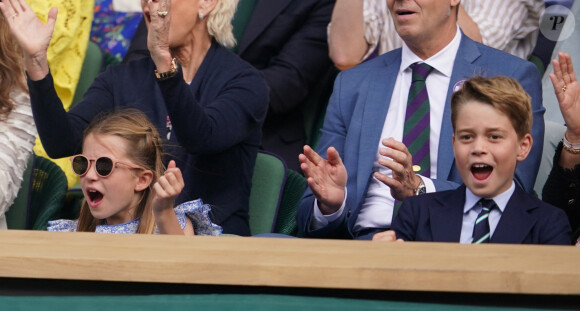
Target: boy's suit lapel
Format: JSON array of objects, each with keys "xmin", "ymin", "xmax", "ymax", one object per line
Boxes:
[
  {"xmin": 490, "ymin": 186, "xmax": 537, "ymax": 243},
  {"xmin": 429, "ymin": 186, "xmax": 466, "ymax": 242}
]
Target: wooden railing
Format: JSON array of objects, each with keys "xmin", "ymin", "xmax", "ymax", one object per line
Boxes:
[{"xmin": 1, "ymin": 230, "xmax": 579, "ymax": 295}]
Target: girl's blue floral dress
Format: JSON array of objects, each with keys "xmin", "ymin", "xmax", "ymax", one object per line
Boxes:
[{"xmin": 47, "ymin": 199, "xmax": 222, "ymax": 236}]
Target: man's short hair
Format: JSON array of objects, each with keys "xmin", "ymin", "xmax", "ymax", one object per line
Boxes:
[{"xmin": 451, "ymin": 76, "xmax": 532, "ymax": 138}]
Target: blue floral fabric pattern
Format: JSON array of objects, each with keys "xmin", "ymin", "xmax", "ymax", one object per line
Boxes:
[
  {"xmin": 91, "ymin": 0, "xmax": 142, "ymax": 63},
  {"xmin": 176, "ymin": 200, "xmax": 223, "ymax": 236},
  {"xmin": 47, "ymin": 199, "xmax": 222, "ymax": 236}
]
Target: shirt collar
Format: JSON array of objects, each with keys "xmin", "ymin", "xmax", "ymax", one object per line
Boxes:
[
  {"xmin": 464, "ymin": 182, "xmax": 515, "ymax": 214},
  {"xmin": 400, "ymin": 25, "xmax": 462, "ymax": 77}
]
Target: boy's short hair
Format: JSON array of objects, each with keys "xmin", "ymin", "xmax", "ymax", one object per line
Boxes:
[{"xmin": 451, "ymin": 76, "xmax": 532, "ymax": 138}]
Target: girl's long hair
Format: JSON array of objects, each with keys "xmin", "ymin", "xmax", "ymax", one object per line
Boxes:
[
  {"xmin": 0, "ymin": 13, "xmax": 27, "ymax": 117},
  {"xmin": 76, "ymin": 109, "xmax": 165, "ymax": 234}
]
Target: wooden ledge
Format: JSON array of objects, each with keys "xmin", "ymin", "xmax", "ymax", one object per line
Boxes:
[{"xmin": 0, "ymin": 230, "xmax": 578, "ymax": 295}]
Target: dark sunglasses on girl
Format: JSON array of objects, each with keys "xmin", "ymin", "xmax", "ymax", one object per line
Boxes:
[{"xmin": 71, "ymin": 155, "xmax": 145, "ymax": 177}]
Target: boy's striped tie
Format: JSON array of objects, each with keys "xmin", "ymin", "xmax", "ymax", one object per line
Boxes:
[{"xmin": 472, "ymin": 198, "xmax": 497, "ymax": 244}]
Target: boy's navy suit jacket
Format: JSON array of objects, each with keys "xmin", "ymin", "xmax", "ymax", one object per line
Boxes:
[{"xmin": 393, "ymin": 185, "xmax": 572, "ymax": 245}]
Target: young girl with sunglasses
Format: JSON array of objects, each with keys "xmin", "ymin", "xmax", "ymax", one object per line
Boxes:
[{"xmin": 48, "ymin": 109, "xmax": 221, "ymax": 235}]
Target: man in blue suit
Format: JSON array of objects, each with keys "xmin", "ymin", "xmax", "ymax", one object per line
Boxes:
[{"xmin": 297, "ymin": 0, "xmax": 544, "ymax": 239}]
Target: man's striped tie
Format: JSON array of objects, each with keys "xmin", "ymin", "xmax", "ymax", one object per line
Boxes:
[{"xmin": 403, "ymin": 62, "xmax": 434, "ymax": 178}]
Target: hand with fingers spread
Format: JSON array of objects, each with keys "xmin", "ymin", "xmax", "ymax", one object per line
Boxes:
[
  {"xmin": 372, "ymin": 230, "xmax": 405, "ymax": 242},
  {"xmin": 374, "ymin": 137, "xmax": 422, "ymax": 201},
  {"xmin": 550, "ymin": 52, "xmax": 580, "ymax": 140},
  {"xmin": 142, "ymin": 0, "xmax": 173, "ymax": 73},
  {"xmin": 299, "ymin": 145, "xmax": 347, "ymax": 215},
  {"xmin": 0, "ymin": 0, "xmax": 57, "ymax": 80}
]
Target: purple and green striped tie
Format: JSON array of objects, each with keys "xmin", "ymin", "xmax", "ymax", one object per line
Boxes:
[
  {"xmin": 392, "ymin": 63, "xmax": 435, "ymax": 219},
  {"xmin": 403, "ymin": 62, "xmax": 434, "ymax": 178}
]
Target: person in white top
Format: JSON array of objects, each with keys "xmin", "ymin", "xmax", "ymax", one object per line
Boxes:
[
  {"xmin": 0, "ymin": 13, "xmax": 37, "ymax": 229},
  {"xmin": 297, "ymin": 0, "xmax": 544, "ymax": 240},
  {"xmin": 329, "ymin": 0, "xmax": 544, "ymax": 70}
]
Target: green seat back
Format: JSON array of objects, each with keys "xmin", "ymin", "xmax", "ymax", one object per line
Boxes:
[
  {"xmin": 274, "ymin": 169, "xmax": 307, "ymax": 236},
  {"xmin": 248, "ymin": 151, "xmax": 287, "ymax": 235},
  {"xmin": 30, "ymin": 156, "xmax": 68, "ymax": 230},
  {"xmin": 5, "ymin": 154, "xmax": 35, "ymax": 229},
  {"xmin": 71, "ymin": 40, "xmax": 103, "ymax": 108},
  {"xmin": 6, "ymin": 155, "xmax": 68, "ymax": 230},
  {"xmin": 528, "ymin": 53, "xmax": 545, "ymax": 77}
]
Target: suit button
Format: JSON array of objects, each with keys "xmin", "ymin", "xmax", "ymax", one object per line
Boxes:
[
  {"xmin": 570, "ymin": 183, "xmax": 576, "ymax": 188},
  {"xmin": 347, "ymin": 210, "xmax": 351, "ymax": 218},
  {"xmin": 569, "ymin": 199, "xmax": 575, "ymax": 206}
]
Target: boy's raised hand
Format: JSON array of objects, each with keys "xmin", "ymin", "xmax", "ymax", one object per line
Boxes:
[{"xmin": 152, "ymin": 160, "xmax": 184, "ymax": 212}]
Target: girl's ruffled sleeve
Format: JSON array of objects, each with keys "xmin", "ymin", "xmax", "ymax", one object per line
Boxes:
[
  {"xmin": 47, "ymin": 219, "xmax": 78, "ymax": 232},
  {"xmin": 174, "ymin": 199, "xmax": 222, "ymax": 236}
]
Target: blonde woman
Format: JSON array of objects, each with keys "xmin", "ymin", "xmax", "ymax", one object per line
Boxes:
[{"xmin": 0, "ymin": 0, "xmax": 269, "ymax": 235}]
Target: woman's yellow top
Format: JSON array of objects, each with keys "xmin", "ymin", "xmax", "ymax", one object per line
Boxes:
[{"xmin": 29, "ymin": 0, "xmax": 95, "ymax": 187}]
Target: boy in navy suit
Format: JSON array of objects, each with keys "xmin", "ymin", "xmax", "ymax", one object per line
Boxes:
[{"xmin": 373, "ymin": 76, "xmax": 571, "ymax": 245}]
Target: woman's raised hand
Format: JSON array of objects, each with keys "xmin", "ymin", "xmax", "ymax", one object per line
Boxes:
[
  {"xmin": 144, "ymin": 0, "xmax": 173, "ymax": 72},
  {"xmin": 550, "ymin": 52, "xmax": 580, "ymax": 140},
  {"xmin": 0, "ymin": 0, "xmax": 56, "ymax": 80}
]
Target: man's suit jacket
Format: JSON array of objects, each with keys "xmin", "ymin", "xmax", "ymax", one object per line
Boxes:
[
  {"xmin": 239, "ymin": 0, "xmax": 335, "ymax": 171},
  {"xmin": 393, "ymin": 185, "xmax": 571, "ymax": 245},
  {"xmin": 296, "ymin": 33, "xmax": 544, "ymax": 239}
]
